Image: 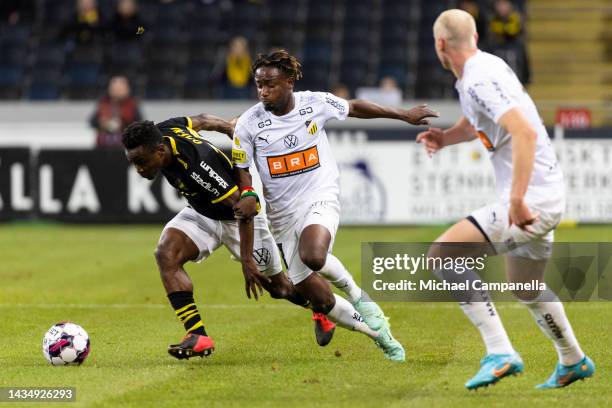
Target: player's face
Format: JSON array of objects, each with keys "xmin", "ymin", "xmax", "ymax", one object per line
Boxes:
[
  {"xmin": 126, "ymin": 145, "xmax": 164, "ymax": 180},
  {"xmin": 254, "ymin": 67, "xmax": 293, "ymax": 114}
]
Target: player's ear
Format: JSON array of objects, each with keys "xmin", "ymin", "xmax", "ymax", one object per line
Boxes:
[
  {"xmin": 286, "ymin": 75, "xmax": 295, "ymax": 89},
  {"xmin": 155, "ymin": 142, "xmax": 166, "ymax": 156}
]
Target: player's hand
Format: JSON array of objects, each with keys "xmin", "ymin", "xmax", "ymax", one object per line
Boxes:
[
  {"xmin": 402, "ymin": 104, "xmax": 439, "ymax": 126},
  {"xmin": 509, "ymin": 198, "xmax": 539, "ymax": 232},
  {"xmin": 233, "ymin": 196, "xmax": 257, "ymax": 220},
  {"xmin": 416, "ymin": 127, "xmax": 445, "ymax": 156},
  {"xmin": 241, "ymin": 260, "xmax": 270, "ymax": 300}
]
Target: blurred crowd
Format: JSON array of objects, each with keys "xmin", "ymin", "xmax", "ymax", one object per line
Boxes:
[
  {"xmin": 0, "ymin": 0, "xmax": 530, "ymax": 105},
  {"xmin": 457, "ymin": 0, "xmax": 530, "ymax": 85}
]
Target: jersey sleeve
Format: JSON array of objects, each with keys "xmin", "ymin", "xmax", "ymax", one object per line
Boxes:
[
  {"xmin": 231, "ymin": 119, "xmax": 254, "ymax": 169},
  {"xmin": 156, "ymin": 117, "xmax": 190, "ymax": 129},
  {"xmin": 466, "ymin": 80, "xmax": 518, "ymax": 123},
  {"xmin": 314, "ymin": 92, "xmax": 349, "ymax": 123}
]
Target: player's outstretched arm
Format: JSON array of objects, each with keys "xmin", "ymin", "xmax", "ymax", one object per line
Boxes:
[
  {"xmin": 348, "ymin": 99, "xmax": 439, "ymax": 125},
  {"xmin": 416, "ymin": 116, "xmax": 478, "ymax": 156},
  {"xmin": 189, "ymin": 113, "xmax": 234, "ymax": 138},
  {"xmin": 500, "ymin": 108, "xmax": 539, "ymax": 230}
]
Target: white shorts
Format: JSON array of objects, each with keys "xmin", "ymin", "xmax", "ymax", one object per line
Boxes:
[
  {"xmin": 162, "ymin": 207, "xmax": 282, "ymax": 276},
  {"xmin": 469, "ymin": 201, "xmax": 562, "ymax": 260},
  {"xmin": 273, "ymin": 200, "xmax": 340, "ymax": 284}
]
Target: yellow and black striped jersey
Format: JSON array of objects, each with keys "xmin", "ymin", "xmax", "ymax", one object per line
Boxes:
[{"xmin": 158, "ymin": 117, "xmax": 237, "ymax": 220}]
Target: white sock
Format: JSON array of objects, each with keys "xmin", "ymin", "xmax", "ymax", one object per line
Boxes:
[
  {"xmin": 460, "ymin": 299, "xmax": 515, "ymax": 355},
  {"xmin": 326, "ymin": 294, "xmax": 378, "ymax": 338},
  {"xmin": 434, "ymin": 266, "xmax": 514, "ymax": 355},
  {"xmin": 318, "ymin": 254, "xmax": 362, "ymax": 303},
  {"xmin": 521, "ymin": 290, "xmax": 585, "ymax": 365}
]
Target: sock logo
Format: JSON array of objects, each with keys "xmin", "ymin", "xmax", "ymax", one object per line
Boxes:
[
  {"xmin": 486, "ymin": 302, "xmax": 496, "ymax": 317},
  {"xmin": 479, "ymin": 290, "xmax": 497, "ymax": 316},
  {"xmin": 543, "ymin": 313, "xmax": 564, "ymax": 339},
  {"xmin": 352, "ymin": 312, "xmax": 364, "ymax": 323}
]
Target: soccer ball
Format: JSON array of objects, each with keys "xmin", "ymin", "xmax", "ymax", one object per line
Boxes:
[{"xmin": 42, "ymin": 322, "xmax": 91, "ymax": 366}]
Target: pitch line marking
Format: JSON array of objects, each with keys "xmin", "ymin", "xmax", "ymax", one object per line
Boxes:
[{"xmin": 0, "ymin": 303, "xmax": 607, "ymax": 309}]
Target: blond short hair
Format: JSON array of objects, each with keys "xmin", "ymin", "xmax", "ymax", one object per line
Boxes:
[{"xmin": 433, "ymin": 9, "xmax": 477, "ymax": 49}]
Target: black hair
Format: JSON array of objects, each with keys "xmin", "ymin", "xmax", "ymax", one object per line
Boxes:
[
  {"xmin": 121, "ymin": 120, "xmax": 162, "ymax": 150},
  {"xmin": 251, "ymin": 49, "xmax": 303, "ymax": 81}
]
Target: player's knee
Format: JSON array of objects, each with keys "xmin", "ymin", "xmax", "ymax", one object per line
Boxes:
[
  {"xmin": 269, "ymin": 286, "xmax": 287, "ymax": 299},
  {"xmin": 267, "ymin": 280, "xmax": 288, "ymax": 299},
  {"xmin": 299, "ymin": 250, "xmax": 327, "ymax": 272},
  {"xmin": 267, "ymin": 273, "xmax": 295, "ymax": 299},
  {"xmin": 154, "ymin": 243, "xmax": 181, "ymax": 271}
]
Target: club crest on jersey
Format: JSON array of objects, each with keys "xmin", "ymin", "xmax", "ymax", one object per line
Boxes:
[
  {"xmin": 283, "ymin": 134, "xmax": 299, "ymax": 148},
  {"xmin": 305, "ymin": 120, "xmax": 318, "ymax": 135}
]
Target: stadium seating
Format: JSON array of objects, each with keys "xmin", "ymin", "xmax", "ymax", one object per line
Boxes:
[
  {"xmin": 0, "ymin": 0, "xmax": 543, "ymax": 102},
  {"xmin": 0, "ymin": 64, "xmax": 24, "ymax": 99}
]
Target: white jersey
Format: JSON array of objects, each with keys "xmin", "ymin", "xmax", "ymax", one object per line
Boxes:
[
  {"xmin": 456, "ymin": 51, "xmax": 564, "ymax": 210},
  {"xmin": 232, "ymin": 91, "xmax": 349, "ymax": 229}
]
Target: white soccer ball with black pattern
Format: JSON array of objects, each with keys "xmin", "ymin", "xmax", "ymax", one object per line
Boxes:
[{"xmin": 42, "ymin": 322, "xmax": 91, "ymax": 366}]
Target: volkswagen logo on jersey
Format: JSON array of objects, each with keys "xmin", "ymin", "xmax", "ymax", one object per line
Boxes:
[
  {"xmin": 252, "ymin": 247, "xmax": 271, "ymax": 266},
  {"xmin": 283, "ymin": 135, "xmax": 299, "ymax": 148}
]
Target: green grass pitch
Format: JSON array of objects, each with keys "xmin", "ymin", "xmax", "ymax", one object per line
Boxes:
[{"xmin": 0, "ymin": 224, "xmax": 610, "ymax": 407}]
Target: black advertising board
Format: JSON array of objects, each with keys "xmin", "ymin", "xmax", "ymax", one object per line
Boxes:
[
  {"xmin": 0, "ymin": 149, "xmax": 186, "ymax": 222},
  {"xmin": 0, "ymin": 148, "xmax": 33, "ymax": 221}
]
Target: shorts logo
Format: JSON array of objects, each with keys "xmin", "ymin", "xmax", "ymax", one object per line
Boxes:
[
  {"xmin": 283, "ymin": 135, "xmax": 299, "ymax": 148},
  {"xmin": 252, "ymin": 247, "xmax": 271, "ymax": 266},
  {"xmin": 266, "ymin": 146, "xmax": 320, "ymax": 178}
]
